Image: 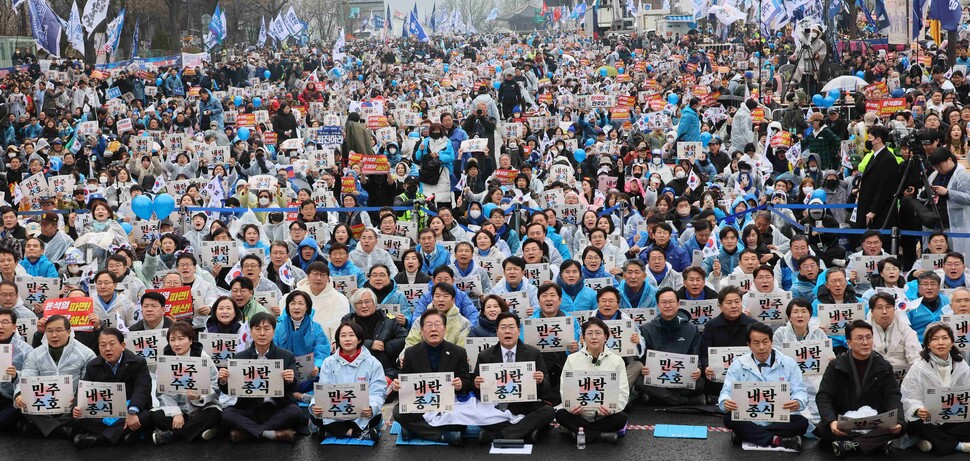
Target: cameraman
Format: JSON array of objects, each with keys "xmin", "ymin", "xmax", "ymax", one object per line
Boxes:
[
  {"xmin": 896, "ymin": 130, "xmax": 942, "ymax": 268},
  {"xmin": 929, "ymin": 147, "xmax": 970, "ymax": 256},
  {"xmin": 855, "ymin": 125, "xmax": 903, "ymax": 231}
]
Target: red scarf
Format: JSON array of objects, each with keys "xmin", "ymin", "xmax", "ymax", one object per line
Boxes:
[{"xmin": 339, "ymin": 348, "xmax": 361, "ymax": 363}]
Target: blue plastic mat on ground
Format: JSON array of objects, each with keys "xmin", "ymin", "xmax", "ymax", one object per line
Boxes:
[
  {"xmin": 320, "ymin": 436, "xmax": 377, "ymax": 446},
  {"xmin": 653, "ymin": 424, "xmax": 708, "ymax": 439}
]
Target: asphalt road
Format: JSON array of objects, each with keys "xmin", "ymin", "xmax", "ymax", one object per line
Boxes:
[{"xmin": 0, "ymin": 404, "xmax": 955, "ymax": 461}]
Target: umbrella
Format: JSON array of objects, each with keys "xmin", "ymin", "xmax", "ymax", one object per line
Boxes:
[
  {"xmin": 821, "ymin": 75, "xmax": 868, "ymax": 93},
  {"xmin": 596, "ymin": 66, "xmax": 618, "ymax": 77}
]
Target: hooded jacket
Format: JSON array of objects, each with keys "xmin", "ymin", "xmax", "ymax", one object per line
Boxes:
[
  {"xmin": 311, "ymin": 346, "xmax": 388, "ymax": 428},
  {"xmin": 19, "ymin": 253, "xmax": 58, "ymax": 278},
  {"xmin": 273, "ymin": 307, "xmax": 331, "ymax": 368}
]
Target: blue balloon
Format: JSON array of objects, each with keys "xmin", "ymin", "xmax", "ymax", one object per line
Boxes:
[
  {"xmin": 812, "ymin": 94, "xmax": 825, "ymax": 106},
  {"xmin": 700, "ymin": 132, "xmax": 713, "ymax": 146},
  {"xmin": 155, "ymin": 78, "xmax": 162, "ymax": 86},
  {"xmin": 358, "ymin": 75, "xmax": 364, "ymax": 81},
  {"xmin": 547, "ymin": 71, "xmax": 553, "ymax": 78},
  {"xmin": 233, "ymin": 96, "xmax": 243, "ymax": 107},
  {"xmin": 828, "ymin": 89, "xmax": 841, "ymax": 100},
  {"xmin": 391, "ymin": 80, "xmax": 398, "ymax": 87},
  {"xmin": 856, "ymin": 71, "xmax": 865, "ymax": 79},
  {"xmin": 891, "ymin": 88, "xmax": 904, "ymax": 98},
  {"xmin": 131, "ymin": 195, "xmax": 154, "ymax": 220},
  {"xmin": 822, "ymin": 96, "xmax": 835, "ymax": 108},
  {"xmin": 152, "ymin": 194, "xmax": 176, "ymax": 219},
  {"xmin": 264, "ymin": 70, "xmax": 271, "ymax": 79},
  {"xmin": 443, "ymin": 64, "xmax": 450, "ymax": 72},
  {"xmin": 667, "ymin": 93, "xmax": 680, "ymax": 105},
  {"xmin": 253, "ymin": 97, "xmax": 262, "ymax": 108},
  {"xmin": 573, "ymin": 149, "xmax": 587, "ymax": 163},
  {"xmin": 618, "ymin": 67, "xmax": 625, "ymax": 74},
  {"xmin": 120, "ymin": 222, "xmax": 133, "ymax": 235},
  {"xmin": 493, "ymin": 81, "xmax": 501, "ymax": 90},
  {"xmin": 599, "ymin": 68, "xmax": 608, "ymax": 77},
  {"xmin": 495, "ymin": 65, "xmax": 502, "ymax": 73},
  {"xmin": 237, "ymin": 127, "xmax": 250, "ymax": 141},
  {"xmin": 49, "ymin": 157, "xmax": 62, "ymax": 172}
]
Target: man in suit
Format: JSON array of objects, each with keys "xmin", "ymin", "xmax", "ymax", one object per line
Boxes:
[
  {"xmin": 218, "ymin": 312, "xmax": 304, "ymax": 443},
  {"xmin": 71, "ymin": 328, "xmax": 153, "ymax": 448},
  {"xmin": 392, "ymin": 308, "xmax": 472, "ymax": 445},
  {"xmin": 473, "ymin": 311, "xmax": 556, "ymax": 443},
  {"xmin": 855, "ymin": 125, "xmax": 902, "ymax": 231},
  {"xmin": 128, "ymin": 292, "xmax": 175, "ymax": 331}
]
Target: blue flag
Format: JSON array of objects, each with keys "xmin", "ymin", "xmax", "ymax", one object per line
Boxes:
[
  {"xmin": 929, "ymin": 0, "xmax": 961, "ymax": 31},
  {"xmin": 912, "ymin": 0, "xmax": 925, "ymax": 38},
  {"xmin": 575, "ymin": 1, "xmax": 587, "ymax": 18},
  {"xmin": 873, "ymin": 0, "xmax": 890, "ymax": 30},
  {"xmin": 27, "ymin": 0, "xmax": 62, "ymax": 57},
  {"xmin": 827, "ymin": 0, "xmax": 843, "ymax": 20},
  {"xmin": 856, "ymin": 0, "xmax": 876, "ymax": 29},
  {"xmin": 408, "ymin": 10, "xmax": 429, "ymax": 41},
  {"xmin": 131, "ymin": 16, "xmax": 139, "ymax": 60},
  {"xmin": 430, "ymin": 3, "xmax": 436, "ymax": 32}
]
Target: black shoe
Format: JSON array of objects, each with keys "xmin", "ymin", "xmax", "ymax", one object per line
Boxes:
[
  {"xmin": 479, "ymin": 429, "xmax": 499, "ymax": 444},
  {"xmin": 201, "ymin": 427, "xmax": 218, "ymax": 441},
  {"xmin": 152, "ymin": 430, "xmax": 174, "ymax": 446},
  {"xmin": 440, "ymin": 431, "xmax": 462, "ymax": 445},
  {"xmin": 599, "ymin": 432, "xmax": 619, "ymax": 444},
  {"xmin": 730, "ymin": 431, "xmax": 741, "ymax": 446},
  {"xmin": 18, "ymin": 420, "xmax": 40, "ymax": 436},
  {"xmin": 833, "ymin": 440, "xmax": 860, "ymax": 457},
  {"xmin": 73, "ymin": 434, "xmax": 100, "ymax": 449},
  {"xmin": 361, "ymin": 427, "xmax": 380, "ymax": 441},
  {"xmin": 780, "ymin": 436, "xmax": 802, "ymax": 452},
  {"xmin": 400, "ymin": 426, "xmax": 413, "ymax": 441},
  {"xmin": 527, "ymin": 428, "xmax": 541, "ymax": 444},
  {"xmin": 882, "ymin": 440, "xmax": 894, "ymax": 455},
  {"xmin": 123, "ymin": 431, "xmax": 141, "ymax": 445}
]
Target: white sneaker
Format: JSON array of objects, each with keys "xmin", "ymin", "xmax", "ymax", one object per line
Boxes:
[{"xmin": 917, "ymin": 439, "xmax": 933, "ymax": 453}]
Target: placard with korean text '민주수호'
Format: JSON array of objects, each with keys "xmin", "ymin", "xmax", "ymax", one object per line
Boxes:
[
  {"xmin": 643, "ymin": 350, "xmax": 699, "ymax": 389},
  {"xmin": 156, "ymin": 355, "xmax": 212, "ymax": 395},
  {"xmin": 227, "ymin": 359, "xmax": 284, "ymax": 398},
  {"xmin": 20, "ymin": 375, "xmax": 72, "ymax": 415},
  {"xmin": 316, "ymin": 382, "xmax": 369, "ymax": 420},
  {"xmin": 479, "ymin": 362, "xmax": 538, "ymax": 404},
  {"xmin": 78, "ymin": 381, "xmax": 127, "ymax": 418},
  {"xmin": 731, "ymin": 382, "xmax": 790, "ymax": 423},
  {"xmin": 398, "ymin": 372, "xmax": 455, "ymax": 414},
  {"xmin": 523, "ymin": 317, "xmax": 574, "ymax": 353}
]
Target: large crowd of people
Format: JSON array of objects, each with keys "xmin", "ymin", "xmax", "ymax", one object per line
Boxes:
[{"xmin": 1, "ymin": 24, "xmax": 970, "ymax": 456}]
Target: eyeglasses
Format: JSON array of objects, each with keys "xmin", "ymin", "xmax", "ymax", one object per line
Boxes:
[{"xmin": 0, "ymin": 320, "xmax": 13, "ymax": 326}]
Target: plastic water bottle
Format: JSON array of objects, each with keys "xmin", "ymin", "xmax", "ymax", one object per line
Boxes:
[{"xmin": 577, "ymin": 428, "xmax": 586, "ymax": 450}]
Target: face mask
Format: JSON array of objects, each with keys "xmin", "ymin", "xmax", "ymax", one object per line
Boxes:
[
  {"xmin": 406, "ymin": 185, "xmax": 417, "ymax": 194},
  {"xmin": 388, "ymin": 148, "xmax": 397, "ymax": 154},
  {"xmin": 675, "ymin": 171, "xmax": 686, "ymax": 179},
  {"xmin": 99, "ymin": 176, "xmax": 107, "ymax": 184},
  {"xmin": 825, "ymin": 178, "xmax": 839, "ymax": 189},
  {"xmin": 633, "ymin": 172, "xmax": 643, "ymax": 178},
  {"xmin": 802, "ymin": 186, "xmax": 814, "ymax": 196},
  {"xmin": 469, "ymin": 210, "xmax": 481, "ymax": 219},
  {"xmin": 809, "ymin": 166, "xmax": 818, "ymax": 172},
  {"xmin": 865, "ymin": 141, "xmax": 874, "ymax": 151},
  {"xmin": 652, "ymin": 157, "xmax": 662, "ymax": 164},
  {"xmin": 430, "ymin": 132, "xmax": 443, "ymax": 139},
  {"xmin": 258, "ymin": 197, "xmax": 270, "ymax": 206},
  {"xmin": 810, "ymin": 209, "xmax": 824, "ymax": 219}
]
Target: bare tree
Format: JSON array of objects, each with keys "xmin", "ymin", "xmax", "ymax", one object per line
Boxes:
[{"xmin": 295, "ymin": 0, "xmax": 341, "ymax": 41}]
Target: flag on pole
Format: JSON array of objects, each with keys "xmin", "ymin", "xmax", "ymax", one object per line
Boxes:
[
  {"xmin": 27, "ymin": 0, "xmax": 62, "ymax": 57},
  {"xmin": 929, "ymin": 0, "xmax": 961, "ymax": 31},
  {"xmin": 873, "ymin": 0, "xmax": 890, "ymax": 30},
  {"xmin": 487, "ymin": 7, "xmax": 499, "ymax": 20},
  {"xmin": 430, "ymin": 2, "xmax": 437, "ymax": 32},
  {"xmin": 80, "ymin": 0, "xmax": 108, "ymax": 36},
  {"xmin": 912, "ymin": 0, "xmax": 925, "ymax": 38},
  {"xmin": 408, "ymin": 9, "xmax": 429, "ymax": 41},
  {"xmin": 103, "ymin": 8, "xmax": 125, "ymax": 57},
  {"xmin": 130, "ymin": 16, "xmax": 139, "ymax": 59},
  {"xmin": 258, "ymin": 16, "xmax": 267, "ymax": 47},
  {"xmin": 67, "ymin": 0, "xmax": 84, "ymax": 56},
  {"xmin": 856, "ymin": 0, "xmax": 877, "ymax": 30},
  {"xmin": 208, "ymin": 5, "xmax": 227, "ymax": 44},
  {"xmin": 333, "ymin": 27, "xmax": 345, "ymax": 61}
]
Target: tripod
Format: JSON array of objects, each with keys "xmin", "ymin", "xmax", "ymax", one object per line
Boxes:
[
  {"xmin": 789, "ymin": 44, "xmax": 821, "ymax": 98},
  {"xmin": 881, "ymin": 149, "xmax": 941, "ymax": 257}
]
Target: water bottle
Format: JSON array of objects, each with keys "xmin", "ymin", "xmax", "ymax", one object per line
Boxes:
[{"xmin": 577, "ymin": 428, "xmax": 586, "ymax": 450}]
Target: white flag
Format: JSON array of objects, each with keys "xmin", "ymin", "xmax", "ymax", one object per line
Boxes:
[
  {"xmin": 258, "ymin": 16, "xmax": 267, "ymax": 47},
  {"xmin": 81, "ymin": 0, "xmax": 108, "ymax": 36},
  {"xmin": 67, "ymin": 0, "xmax": 85, "ymax": 55},
  {"xmin": 332, "ymin": 28, "xmax": 345, "ymax": 61},
  {"xmin": 283, "ymin": 6, "xmax": 303, "ymax": 36}
]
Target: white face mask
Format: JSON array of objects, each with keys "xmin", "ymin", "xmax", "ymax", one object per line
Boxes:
[
  {"xmin": 469, "ymin": 210, "xmax": 481, "ymax": 219},
  {"xmin": 652, "ymin": 157, "xmax": 662, "ymax": 164},
  {"xmin": 99, "ymin": 176, "xmax": 108, "ymax": 184},
  {"xmin": 258, "ymin": 197, "xmax": 270, "ymax": 206},
  {"xmin": 802, "ymin": 186, "xmax": 814, "ymax": 196},
  {"xmin": 675, "ymin": 171, "xmax": 686, "ymax": 179}
]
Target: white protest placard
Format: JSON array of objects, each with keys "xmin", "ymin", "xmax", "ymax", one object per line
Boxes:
[
  {"xmin": 0, "ymin": 344, "xmax": 10, "ymax": 383},
  {"xmin": 465, "ymin": 337, "xmax": 497, "ymax": 369},
  {"xmin": 253, "ymin": 291, "xmax": 279, "ymax": 315},
  {"xmin": 379, "ymin": 234, "xmax": 409, "ymax": 261},
  {"xmin": 475, "ymin": 255, "xmax": 504, "ymax": 283},
  {"xmin": 724, "ymin": 273, "xmax": 753, "ymax": 293},
  {"xmin": 708, "ymin": 346, "xmax": 751, "ymax": 383},
  {"xmin": 643, "ymin": 350, "xmax": 699, "ymax": 389},
  {"xmin": 523, "ymin": 317, "xmax": 574, "ymax": 352},
  {"xmin": 116, "ymin": 118, "xmax": 133, "ymax": 133},
  {"xmin": 781, "ymin": 340, "xmax": 835, "ymax": 377},
  {"xmin": 731, "ymin": 381, "xmax": 791, "ymax": 422},
  {"xmin": 398, "ymin": 284, "xmax": 427, "ymax": 305},
  {"xmin": 156, "ymin": 355, "xmax": 212, "ymax": 395},
  {"xmin": 16, "ymin": 276, "xmax": 61, "ymax": 307},
  {"xmin": 377, "ymin": 304, "xmax": 401, "ymax": 317},
  {"xmin": 398, "ymin": 372, "xmax": 455, "ymax": 414},
  {"xmin": 20, "ymin": 375, "xmax": 73, "ymax": 415},
  {"xmin": 199, "ymin": 332, "xmax": 241, "ymax": 367},
  {"xmin": 200, "ymin": 241, "xmax": 240, "ymax": 269},
  {"xmin": 227, "ymin": 359, "xmax": 284, "ymax": 398},
  {"xmin": 498, "ymin": 291, "xmax": 531, "ymax": 315},
  {"xmin": 817, "ymin": 303, "xmax": 866, "ymax": 336},
  {"xmin": 460, "ymin": 138, "xmax": 488, "ymax": 152},
  {"xmin": 561, "ymin": 370, "xmax": 621, "ymax": 414},
  {"xmin": 479, "ymin": 362, "xmax": 538, "ymax": 404},
  {"xmin": 921, "ymin": 254, "xmax": 946, "ymax": 272},
  {"xmin": 626, "ymin": 308, "xmax": 657, "ymax": 326},
  {"xmin": 681, "ymin": 299, "xmax": 718, "ymax": 331},
  {"xmin": 677, "ymin": 142, "xmax": 702, "ymax": 161},
  {"xmin": 294, "ymin": 353, "xmax": 315, "ymax": 384},
  {"xmin": 745, "ymin": 292, "xmax": 792, "ymax": 326},
  {"xmin": 926, "ymin": 386, "xmax": 970, "ymax": 423},
  {"xmin": 76, "ymin": 121, "xmax": 99, "ymax": 136},
  {"xmin": 248, "ymin": 175, "xmax": 278, "ymax": 192},
  {"xmin": 604, "ymin": 319, "xmax": 638, "ymax": 357},
  {"xmin": 584, "ymin": 277, "xmax": 613, "ymax": 291},
  {"xmin": 315, "ymin": 382, "xmax": 369, "ymax": 420},
  {"xmin": 330, "ymin": 275, "xmax": 358, "ymax": 296},
  {"xmin": 125, "ymin": 329, "xmax": 168, "ymax": 365},
  {"xmin": 78, "ymin": 380, "xmax": 127, "ymax": 418},
  {"xmin": 851, "ymin": 255, "xmax": 884, "ymax": 283},
  {"xmin": 305, "ymin": 221, "xmax": 331, "ymax": 243},
  {"xmin": 395, "ymin": 221, "xmax": 418, "ymax": 242},
  {"xmin": 375, "ymin": 126, "xmax": 396, "ymax": 145},
  {"xmin": 48, "ymin": 175, "xmax": 76, "ymax": 195},
  {"xmin": 944, "ymin": 315, "xmax": 970, "ymax": 350},
  {"xmin": 837, "ymin": 410, "xmax": 898, "ymax": 432},
  {"xmin": 16, "ymin": 317, "xmax": 37, "ymax": 342},
  {"xmin": 455, "ymin": 275, "xmax": 484, "ymax": 297},
  {"xmin": 525, "ymin": 263, "xmax": 551, "ymax": 288},
  {"xmin": 130, "ymin": 219, "xmax": 159, "ymax": 244}
]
